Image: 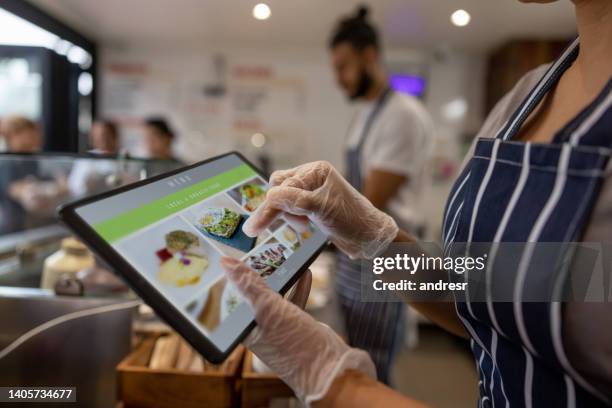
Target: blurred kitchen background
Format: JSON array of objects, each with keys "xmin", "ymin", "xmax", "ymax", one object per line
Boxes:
[
  {"xmin": 0, "ymin": 1, "xmax": 576, "ymax": 407},
  {"xmin": 0, "ymin": 0, "xmax": 575, "ymax": 238}
]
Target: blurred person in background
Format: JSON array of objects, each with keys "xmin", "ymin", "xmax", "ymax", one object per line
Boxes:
[
  {"xmin": 0, "ymin": 115, "xmax": 42, "ymax": 153},
  {"xmin": 89, "ymin": 119, "xmax": 120, "ymax": 154},
  {"xmin": 142, "ymin": 116, "xmax": 183, "ymax": 165},
  {"xmin": 0, "ymin": 115, "xmax": 43, "ymax": 233},
  {"xmin": 68, "ymin": 119, "xmax": 123, "ymax": 197},
  {"xmin": 327, "ymin": 5, "xmax": 434, "ymax": 384}
]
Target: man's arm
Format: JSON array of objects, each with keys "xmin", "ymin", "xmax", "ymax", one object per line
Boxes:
[{"xmin": 363, "ymin": 168, "xmax": 406, "ymax": 209}]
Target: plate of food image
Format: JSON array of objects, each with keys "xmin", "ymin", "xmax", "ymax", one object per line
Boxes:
[
  {"xmin": 156, "ymin": 230, "xmax": 209, "ymax": 287},
  {"xmin": 220, "ymin": 281, "xmax": 243, "ymax": 322},
  {"xmin": 280, "ymin": 225, "xmax": 301, "ymax": 250},
  {"xmin": 245, "ymin": 242, "xmax": 289, "ymax": 278},
  {"xmin": 196, "ymin": 207, "xmax": 256, "ymax": 252},
  {"xmin": 283, "ymin": 213, "xmax": 314, "ymax": 241},
  {"xmin": 196, "ymin": 278, "xmax": 227, "ymax": 332},
  {"xmin": 240, "ymin": 183, "xmax": 266, "ymax": 212}
]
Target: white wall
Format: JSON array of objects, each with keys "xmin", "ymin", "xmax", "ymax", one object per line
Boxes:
[
  {"xmin": 99, "ymin": 45, "xmax": 353, "ymax": 170},
  {"xmin": 99, "ymin": 43, "xmax": 487, "ymax": 238},
  {"xmin": 99, "ymin": 43, "xmax": 486, "ymax": 168},
  {"xmin": 419, "ymin": 49, "xmax": 486, "ymax": 238}
]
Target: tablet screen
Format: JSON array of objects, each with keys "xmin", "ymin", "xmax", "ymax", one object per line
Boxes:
[{"xmin": 73, "ymin": 153, "xmax": 327, "ymax": 352}]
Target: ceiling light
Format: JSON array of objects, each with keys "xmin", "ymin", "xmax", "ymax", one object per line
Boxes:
[
  {"xmin": 78, "ymin": 72, "xmax": 93, "ymax": 96},
  {"xmin": 450, "ymin": 9, "xmax": 471, "ymax": 27},
  {"xmin": 251, "ymin": 133, "xmax": 266, "ymax": 148},
  {"xmin": 67, "ymin": 45, "xmax": 92, "ymax": 69},
  {"xmin": 54, "ymin": 39, "xmax": 72, "ymax": 56},
  {"xmin": 253, "ymin": 3, "xmax": 271, "ymax": 20},
  {"xmin": 0, "ymin": 8, "xmax": 58, "ymax": 49}
]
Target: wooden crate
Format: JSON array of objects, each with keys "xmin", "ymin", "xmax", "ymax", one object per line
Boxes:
[
  {"xmin": 240, "ymin": 351, "xmax": 295, "ymax": 408},
  {"xmin": 117, "ymin": 335, "xmax": 244, "ymax": 408}
]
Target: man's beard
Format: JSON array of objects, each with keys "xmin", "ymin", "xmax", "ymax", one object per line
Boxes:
[{"xmin": 349, "ymin": 68, "xmax": 373, "ymax": 101}]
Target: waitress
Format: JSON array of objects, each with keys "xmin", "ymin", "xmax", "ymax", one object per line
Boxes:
[
  {"xmin": 328, "ymin": 6, "xmax": 434, "ymax": 384},
  {"xmin": 221, "ymin": 0, "xmax": 612, "ymax": 406}
]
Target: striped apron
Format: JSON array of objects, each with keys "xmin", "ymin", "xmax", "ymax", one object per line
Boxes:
[
  {"xmin": 336, "ymin": 88, "xmax": 406, "ymax": 385},
  {"xmin": 443, "ymin": 38, "xmax": 612, "ymax": 407}
]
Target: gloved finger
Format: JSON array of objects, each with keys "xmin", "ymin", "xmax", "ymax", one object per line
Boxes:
[
  {"xmin": 280, "ymin": 176, "xmax": 305, "ymax": 189},
  {"xmin": 271, "ymin": 161, "xmax": 330, "ymax": 190},
  {"xmin": 242, "ymin": 204, "xmax": 281, "ymax": 237},
  {"xmin": 266, "ymin": 186, "xmax": 321, "ymax": 214},
  {"xmin": 280, "ymin": 172, "xmax": 324, "ymax": 191},
  {"xmin": 220, "ymin": 257, "xmax": 275, "ymax": 308},
  {"xmin": 286, "ymin": 269, "xmax": 312, "ymax": 310},
  {"xmin": 243, "ymin": 186, "xmax": 317, "ymax": 236},
  {"xmin": 293, "ymin": 160, "xmax": 333, "ymax": 191},
  {"xmin": 269, "ymin": 168, "xmax": 298, "ymax": 186}
]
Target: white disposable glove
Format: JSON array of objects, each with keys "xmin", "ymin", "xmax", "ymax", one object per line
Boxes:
[
  {"xmin": 221, "ymin": 257, "xmax": 376, "ymax": 406},
  {"xmin": 243, "ymin": 161, "xmax": 398, "ymax": 259}
]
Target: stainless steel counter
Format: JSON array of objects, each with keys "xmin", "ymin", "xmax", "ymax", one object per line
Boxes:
[{"xmin": 0, "ymin": 288, "xmax": 136, "ymax": 408}]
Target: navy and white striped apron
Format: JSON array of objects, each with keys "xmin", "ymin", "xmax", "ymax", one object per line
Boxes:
[
  {"xmin": 442, "ymin": 38, "xmax": 612, "ymax": 407},
  {"xmin": 336, "ymin": 88, "xmax": 406, "ymax": 384}
]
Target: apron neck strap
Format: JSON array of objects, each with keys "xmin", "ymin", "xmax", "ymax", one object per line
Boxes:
[
  {"xmin": 355, "ymin": 86, "xmax": 394, "ymax": 151},
  {"xmin": 496, "ymin": 38, "xmax": 580, "ymax": 142},
  {"xmin": 346, "ymin": 86, "xmax": 394, "ymax": 191}
]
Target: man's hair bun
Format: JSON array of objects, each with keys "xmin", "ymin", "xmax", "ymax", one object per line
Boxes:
[
  {"xmin": 356, "ymin": 5, "xmax": 369, "ymax": 20},
  {"xmin": 329, "ymin": 4, "xmax": 379, "ymax": 50}
]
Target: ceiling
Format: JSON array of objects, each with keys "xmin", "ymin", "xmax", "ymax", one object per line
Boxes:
[{"xmin": 27, "ymin": 0, "xmax": 577, "ymax": 52}]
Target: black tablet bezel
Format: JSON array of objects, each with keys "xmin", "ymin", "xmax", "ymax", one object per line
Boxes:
[{"xmin": 57, "ymin": 151, "xmax": 326, "ymax": 363}]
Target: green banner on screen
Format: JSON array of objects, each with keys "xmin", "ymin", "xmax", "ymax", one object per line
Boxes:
[{"xmin": 93, "ymin": 164, "xmax": 256, "ymax": 242}]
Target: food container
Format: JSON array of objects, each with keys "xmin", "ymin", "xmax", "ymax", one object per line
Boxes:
[
  {"xmin": 240, "ymin": 351, "xmax": 294, "ymax": 408},
  {"xmin": 117, "ymin": 333, "xmax": 244, "ymax": 408},
  {"xmin": 40, "ymin": 237, "xmax": 95, "ymax": 290}
]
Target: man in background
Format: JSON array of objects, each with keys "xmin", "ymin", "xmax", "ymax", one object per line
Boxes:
[
  {"xmin": 329, "ymin": 6, "xmax": 434, "ymax": 384},
  {"xmin": 142, "ymin": 116, "xmax": 182, "ymax": 165},
  {"xmin": 89, "ymin": 119, "xmax": 120, "ymax": 154}
]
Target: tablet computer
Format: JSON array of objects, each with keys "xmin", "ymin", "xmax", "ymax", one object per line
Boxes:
[{"xmin": 58, "ymin": 152, "xmax": 328, "ymax": 363}]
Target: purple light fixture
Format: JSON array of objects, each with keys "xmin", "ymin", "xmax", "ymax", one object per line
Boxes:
[{"xmin": 389, "ymin": 74, "xmax": 426, "ymax": 97}]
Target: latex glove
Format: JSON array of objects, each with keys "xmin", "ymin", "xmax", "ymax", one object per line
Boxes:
[
  {"xmin": 244, "ymin": 262, "xmax": 312, "ymax": 345},
  {"xmin": 243, "ymin": 161, "xmax": 398, "ymax": 259},
  {"xmin": 221, "ymin": 257, "xmax": 376, "ymax": 406}
]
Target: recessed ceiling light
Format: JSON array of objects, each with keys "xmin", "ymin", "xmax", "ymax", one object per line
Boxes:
[
  {"xmin": 450, "ymin": 9, "xmax": 471, "ymax": 27},
  {"xmin": 251, "ymin": 133, "xmax": 266, "ymax": 148},
  {"xmin": 253, "ymin": 3, "xmax": 271, "ymax": 20}
]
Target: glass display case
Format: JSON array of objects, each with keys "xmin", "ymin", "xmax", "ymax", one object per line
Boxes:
[{"xmin": 0, "ymin": 152, "xmax": 182, "ymax": 288}]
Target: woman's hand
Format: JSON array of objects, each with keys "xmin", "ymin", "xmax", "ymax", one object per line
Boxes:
[
  {"xmin": 243, "ymin": 161, "xmax": 399, "ymax": 259},
  {"xmin": 221, "ymin": 256, "xmax": 376, "ymax": 406}
]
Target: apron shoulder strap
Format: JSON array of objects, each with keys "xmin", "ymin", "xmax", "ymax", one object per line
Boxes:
[
  {"xmin": 355, "ymin": 87, "xmax": 395, "ymax": 152},
  {"xmin": 496, "ymin": 38, "xmax": 580, "ymax": 141},
  {"xmin": 346, "ymin": 87, "xmax": 395, "ymax": 190}
]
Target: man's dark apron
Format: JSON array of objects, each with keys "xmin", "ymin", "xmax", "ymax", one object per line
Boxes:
[
  {"xmin": 335, "ymin": 88, "xmax": 406, "ymax": 384},
  {"xmin": 442, "ymin": 38, "xmax": 612, "ymax": 407}
]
